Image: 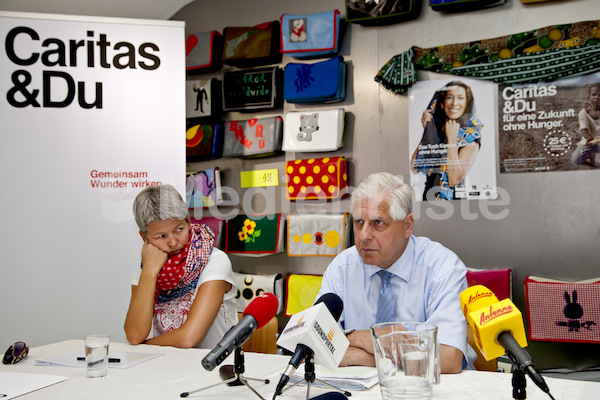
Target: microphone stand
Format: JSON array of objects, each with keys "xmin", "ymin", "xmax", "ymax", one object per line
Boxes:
[
  {"xmin": 512, "ymin": 368, "xmax": 526, "ymax": 400},
  {"xmin": 180, "ymin": 347, "xmax": 270, "ymax": 399},
  {"xmin": 277, "ymin": 352, "xmax": 352, "ymax": 399}
]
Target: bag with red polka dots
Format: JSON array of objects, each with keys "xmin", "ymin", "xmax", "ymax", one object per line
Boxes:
[
  {"xmin": 285, "ymin": 156, "xmax": 349, "ymax": 201},
  {"xmin": 287, "ymin": 213, "xmax": 352, "ymax": 257}
]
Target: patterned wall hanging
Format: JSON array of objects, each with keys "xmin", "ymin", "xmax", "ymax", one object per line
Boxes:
[{"xmin": 375, "ymin": 20, "xmax": 600, "ymax": 95}]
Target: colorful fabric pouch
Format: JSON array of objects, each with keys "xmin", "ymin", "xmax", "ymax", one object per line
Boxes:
[
  {"xmin": 233, "ymin": 272, "xmax": 284, "ymax": 315},
  {"xmin": 283, "ymin": 56, "xmax": 346, "ymax": 104},
  {"xmin": 524, "ymin": 276, "xmax": 600, "ymax": 344},
  {"xmin": 280, "ymin": 10, "xmax": 341, "ymax": 58},
  {"xmin": 186, "ymin": 78, "xmax": 221, "ymax": 120},
  {"xmin": 190, "ymin": 216, "xmax": 224, "ymax": 248},
  {"xmin": 186, "ymin": 121, "xmax": 223, "ymax": 162},
  {"xmin": 430, "ymin": 0, "xmax": 506, "ymax": 12},
  {"xmin": 224, "ymin": 214, "xmax": 285, "ymax": 257},
  {"xmin": 186, "ymin": 167, "xmax": 223, "ymax": 208},
  {"xmin": 284, "ymin": 274, "xmax": 323, "ymax": 317},
  {"xmin": 285, "ymin": 156, "xmax": 349, "ymax": 201},
  {"xmin": 186, "ymin": 30, "xmax": 223, "ymax": 74},
  {"xmin": 222, "ymin": 21, "xmax": 282, "ymax": 68},
  {"xmin": 287, "ymin": 213, "xmax": 352, "ymax": 257},
  {"xmin": 282, "ymin": 108, "xmax": 345, "ymax": 152},
  {"xmin": 222, "ymin": 66, "xmax": 282, "ymax": 112},
  {"xmin": 223, "ymin": 116, "xmax": 283, "ymax": 158},
  {"xmin": 346, "ymin": 0, "xmax": 422, "ymax": 26}
]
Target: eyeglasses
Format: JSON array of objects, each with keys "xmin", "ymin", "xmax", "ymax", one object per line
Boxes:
[{"xmin": 2, "ymin": 341, "xmax": 29, "ymax": 365}]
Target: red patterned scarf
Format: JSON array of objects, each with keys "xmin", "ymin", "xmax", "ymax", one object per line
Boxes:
[{"xmin": 151, "ymin": 223, "xmax": 215, "ymax": 304}]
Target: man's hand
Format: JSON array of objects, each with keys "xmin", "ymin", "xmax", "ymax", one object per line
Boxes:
[
  {"xmin": 339, "ymin": 346, "xmax": 375, "ymax": 367},
  {"xmin": 340, "ymin": 326, "xmax": 464, "ymax": 373}
]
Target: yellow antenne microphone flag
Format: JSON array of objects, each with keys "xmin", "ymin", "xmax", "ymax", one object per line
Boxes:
[{"xmin": 460, "ymin": 285, "xmax": 528, "ymax": 360}]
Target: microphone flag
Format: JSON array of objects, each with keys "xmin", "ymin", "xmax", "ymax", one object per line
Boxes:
[
  {"xmin": 460, "ymin": 285, "xmax": 528, "ymax": 360},
  {"xmin": 276, "ymin": 302, "xmax": 349, "ymax": 370}
]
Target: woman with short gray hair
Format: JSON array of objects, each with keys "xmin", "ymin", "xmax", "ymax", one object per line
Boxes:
[{"xmin": 125, "ymin": 184, "xmax": 237, "ymax": 348}]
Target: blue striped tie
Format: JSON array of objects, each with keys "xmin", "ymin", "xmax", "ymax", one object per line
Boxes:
[{"xmin": 376, "ymin": 270, "xmax": 395, "ymax": 323}]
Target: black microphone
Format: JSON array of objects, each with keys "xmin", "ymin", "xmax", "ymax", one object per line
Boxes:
[
  {"xmin": 201, "ymin": 293, "xmax": 278, "ymax": 371},
  {"xmin": 309, "ymin": 392, "xmax": 348, "ymax": 400},
  {"xmin": 273, "ymin": 293, "xmax": 343, "ymax": 398},
  {"xmin": 497, "ymin": 332, "xmax": 550, "ymax": 395},
  {"xmin": 314, "ymin": 293, "xmax": 343, "ymax": 321}
]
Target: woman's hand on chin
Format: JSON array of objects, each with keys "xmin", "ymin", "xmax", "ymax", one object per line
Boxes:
[{"xmin": 141, "ymin": 242, "xmax": 168, "ymax": 275}]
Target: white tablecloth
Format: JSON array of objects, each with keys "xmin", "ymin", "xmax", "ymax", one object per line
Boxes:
[{"xmin": 0, "ymin": 340, "xmax": 598, "ymax": 399}]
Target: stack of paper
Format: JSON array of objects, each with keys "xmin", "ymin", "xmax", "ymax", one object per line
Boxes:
[
  {"xmin": 0, "ymin": 372, "xmax": 67, "ymax": 399},
  {"xmin": 34, "ymin": 351, "xmax": 163, "ymax": 369},
  {"xmin": 290, "ymin": 364, "xmax": 379, "ymax": 391}
]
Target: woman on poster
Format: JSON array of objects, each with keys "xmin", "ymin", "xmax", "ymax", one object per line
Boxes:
[
  {"xmin": 570, "ymin": 82, "xmax": 600, "ymax": 167},
  {"xmin": 411, "ymin": 80, "xmax": 483, "ymax": 200}
]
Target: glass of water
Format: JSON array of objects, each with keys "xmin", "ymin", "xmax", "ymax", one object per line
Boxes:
[
  {"xmin": 84, "ymin": 334, "xmax": 110, "ymax": 378},
  {"xmin": 371, "ymin": 322, "xmax": 439, "ymax": 400}
]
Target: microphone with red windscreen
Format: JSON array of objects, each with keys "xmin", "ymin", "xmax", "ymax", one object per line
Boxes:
[{"xmin": 201, "ymin": 292, "xmax": 278, "ymax": 371}]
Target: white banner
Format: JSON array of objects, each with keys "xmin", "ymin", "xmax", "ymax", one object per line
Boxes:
[{"xmin": 0, "ymin": 12, "xmax": 185, "ymax": 346}]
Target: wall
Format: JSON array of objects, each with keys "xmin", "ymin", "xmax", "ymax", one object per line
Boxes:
[{"xmin": 174, "ymin": 0, "xmax": 600, "ymax": 371}]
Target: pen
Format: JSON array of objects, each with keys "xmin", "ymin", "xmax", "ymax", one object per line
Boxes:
[{"xmin": 77, "ymin": 357, "xmax": 121, "ymax": 363}]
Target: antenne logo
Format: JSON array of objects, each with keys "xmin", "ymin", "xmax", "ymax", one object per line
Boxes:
[
  {"xmin": 479, "ymin": 304, "xmax": 514, "ymax": 326},
  {"xmin": 469, "ymin": 289, "xmax": 494, "ymax": 305},
  {"xmin": 462, "ymin": 289, "xmax": 494, "ymax": 314}
]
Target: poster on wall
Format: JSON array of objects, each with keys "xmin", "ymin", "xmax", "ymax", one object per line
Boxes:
[
  {"xmin": 498, "ymin": 73, "xmax": 600, "ymax": 173},
  {"xmin": 409, "ymin": 77, "xmax": 497, "ymax": 201},
  {"xmin": 0, "ymin": 11, "xmax": 185, "ymax": 346}
]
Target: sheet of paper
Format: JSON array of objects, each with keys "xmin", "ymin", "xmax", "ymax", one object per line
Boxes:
[
  {"xmin": 0, "ymin": 372, "xmax": 67, "ymax": 399},
  {"xmin": 34, "ymin": 351, "xmax": 163, "ymax": 370},
  {"xmin": 290, "ymin": 364, "xmax": 379, "ymax": 390}
]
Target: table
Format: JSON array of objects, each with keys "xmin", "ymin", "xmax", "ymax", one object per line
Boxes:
[{"xmin": 1, "ymin": 340, "xmax": 598, "ymax": 399}]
